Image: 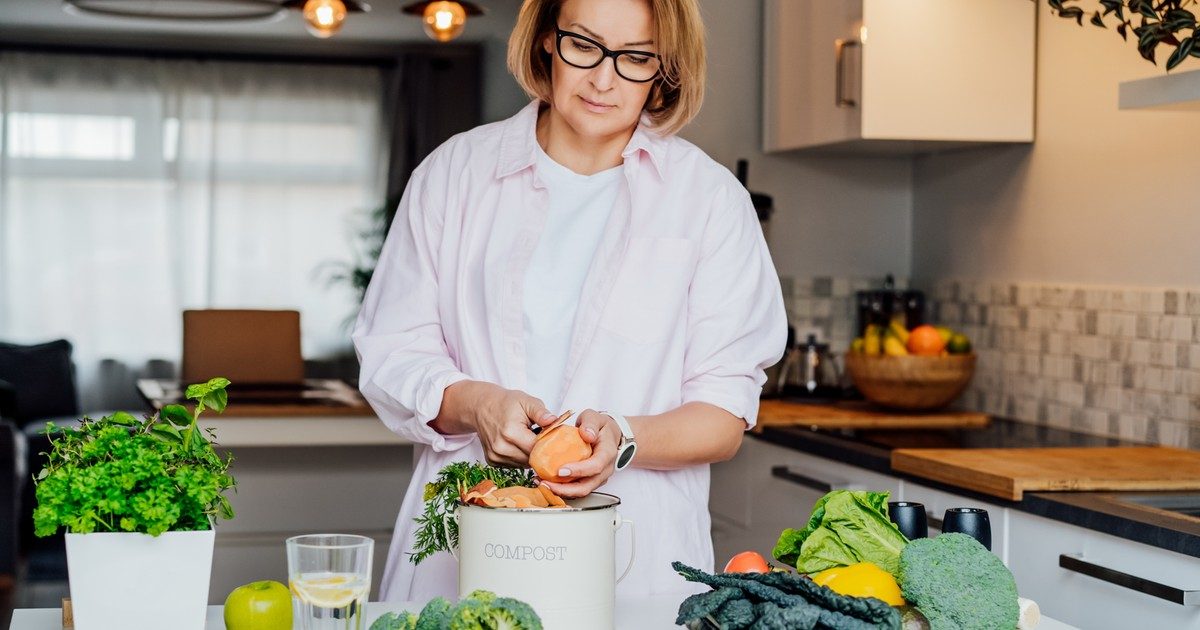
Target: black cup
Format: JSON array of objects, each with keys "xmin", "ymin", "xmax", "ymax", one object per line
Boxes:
[
  {"xmin": 942, "ymin": 507, "xmax": 991, "ymax": 550},
  {"xmin": 887, "ymin": 501, "xmax": 929, "ymax": 540}
]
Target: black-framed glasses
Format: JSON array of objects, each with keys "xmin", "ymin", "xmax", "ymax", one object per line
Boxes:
[{"xmin": 554, "ymin": 28, "xmax": 661, "ymax": 83}]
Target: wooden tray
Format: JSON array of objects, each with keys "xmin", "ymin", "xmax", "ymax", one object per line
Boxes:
[
  {"xmin": 892, "ymin": 446, "xmax": 1200, "ymax": 500},
  {"xmin": 755, "ymin": 399, "xmax": 990, "ymax": 431}
]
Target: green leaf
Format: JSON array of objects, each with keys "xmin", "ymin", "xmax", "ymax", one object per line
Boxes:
[
  {"xmin": 1059, "ymin": 6, "xmax": 1086, "ymax": 24},
  {"xmin": 150, "ymin": 424, "xmax": 182, "ymax": 443},
  {"xmin": 160, "ymin": 404, "xmax": 192, "ymax": 427},
  {"xmin": 106, "ymin": 412, "xmax": 138, "ymax": 426},
  {"xmin": 771, "ymin": 490, "xmax": 907, "ymax": 577},
  {"xmin": 202, "ymin": 388, "xmax": 229, "ymax": 414},
  {"xmin": 1167, "ymin": 37, "xmax": 1195, "ymax": 69},
  {"xmin": 185, "ymin": 377, "xmax": 231, "ymax": 404},
  {"xmin": 1091, "ymin": 10, "xmax": 1107, "ymax": 27}
]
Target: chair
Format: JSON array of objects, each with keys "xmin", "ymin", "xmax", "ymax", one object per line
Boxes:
[
  {"xmin": 0, "ymin": 418, "xmax": 23, "ymax": 581},
  {"xmin": 0, "ymin": 339, "xmax": 79, "ymax": 583},
  {"xmin": 0, "ymin": 418, "xmax": 19, "ymax": 627},
  {"xmin": 0, "ymin": 339, "xmax": 79, "ymax": 426}
]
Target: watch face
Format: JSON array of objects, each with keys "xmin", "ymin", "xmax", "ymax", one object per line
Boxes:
[{"xmin": 616, "ymin": 443, "xmax": 636, "ymax": 469}]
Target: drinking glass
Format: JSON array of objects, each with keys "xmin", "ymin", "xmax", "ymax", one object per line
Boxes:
[
  {"xmin": 286, "ymin": 534, "xmax": 374, "ymax": 630},
  {"xmin": 942, "ymin": 508, "xmax": 991, "ymax": 550},
  {"xmin": 887, "ymin": 501, "xmax": 929, "ymax": 540}
]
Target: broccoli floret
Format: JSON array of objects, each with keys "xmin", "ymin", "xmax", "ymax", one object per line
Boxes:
[
  {"xmin": 461, "ymin": 590, "xmax": 497, "ymax": 605},
  {"xmin": 486, "ymin": 597, "xmax": 543, "ymax": 630},
  {"xmin": 898, "ymin": 533, "xmax": 1018, "ymax": 630},
  {"xmin": 445, "ymin": 591, "xmax": 543, "ymax": 630},
  {"xmin": 370, "ymin": 611, "xmax": 419, "ymax": 630},
  {"xmin": 414, "ymin": 596, "xmax": 453, "ymax": 630}
]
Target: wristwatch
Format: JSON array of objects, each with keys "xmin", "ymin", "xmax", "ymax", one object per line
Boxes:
[{"xmin": 599, "ymin": 411, "xmax": 637, "ymax": 471}]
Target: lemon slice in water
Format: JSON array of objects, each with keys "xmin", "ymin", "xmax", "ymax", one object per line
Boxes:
[{"xmin": 290, "ymin": 574, "xmax": 365, "ymax": 609}]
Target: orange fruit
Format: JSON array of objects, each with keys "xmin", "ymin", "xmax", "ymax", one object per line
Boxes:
[{"xmin": 906, "ymin": 325, "xmax": 946, "ymax": 356}]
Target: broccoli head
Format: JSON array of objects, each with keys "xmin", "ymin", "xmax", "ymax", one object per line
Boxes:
[
  {"xmin": 414, "ymin": 596, "xmax": 454, "ymax": 630},
  {"xmin": 897, "ymin": 533, "xmax": 1018, "ymax": 630},
  {"xmin": 369, "ymin": 611, "xmax": 418, "ymax": 630},
  {"xmin": 445, "ymin": 590, "xmax": 543, "ymax": 630}
]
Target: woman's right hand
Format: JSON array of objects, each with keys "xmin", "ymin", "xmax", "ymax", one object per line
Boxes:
[{"xmin": 435, "ymin": 380, "xmax": 559, "ymax": 467}]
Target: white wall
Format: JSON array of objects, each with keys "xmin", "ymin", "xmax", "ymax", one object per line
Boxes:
[
  {"xmin": 682, "ymin": 0, "xmax": 912, "ymax": 280},
  {"xmin": 912, "ymin": 5, "xmax": 1200, "ymax": 288}
]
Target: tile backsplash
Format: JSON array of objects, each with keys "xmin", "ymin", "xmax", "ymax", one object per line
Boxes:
[
  {"xmin": 781, "ymin": 275, "xmax": 905, "ymax": 355},
  {"xmin": 782, "ymin": 277, "xmax": 1200, "ymax": 449}
]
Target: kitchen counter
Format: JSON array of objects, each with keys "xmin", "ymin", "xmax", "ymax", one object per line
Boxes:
[
  {"xmin": 9, "ymin": 597, "xmax": 1078, "ymax": 629},
  {"xmin": 753, "ymin": 415, "xmax": 1200, "ymax": 559}
]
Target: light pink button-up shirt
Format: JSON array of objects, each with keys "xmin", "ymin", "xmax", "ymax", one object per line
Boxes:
[{"xmin": 353, "ymin": 100, "xmax": 787, "ymax": 602}]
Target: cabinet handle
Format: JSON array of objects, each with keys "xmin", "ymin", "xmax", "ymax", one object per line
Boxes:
[
  {"xmin": 770, "ymin": 466, "xmax": 833, "ymax": 493},
  {"xmin": 1059, "ymin": 554, "xmax": 1200, "ymax": 606},
  {"xmin": 834, "ymin": 38, "xmax": 860, "ymax": 108}
]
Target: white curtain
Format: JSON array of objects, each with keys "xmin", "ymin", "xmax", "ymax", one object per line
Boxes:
[{"xmin": 0, "ymin": 52, "xmax": 387, "ymax": 409}]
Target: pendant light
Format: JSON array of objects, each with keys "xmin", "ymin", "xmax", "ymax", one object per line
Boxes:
[
  {"xmin": 281, "ymin": 0, "xmax": 370, "ymax": 39},
  {"xmin": 401, "ymin": 1, "xmax": 485, "ymax": 43},
  {"xmin": 62, "ymin": 0, "xmax": 284, "ymax": 22}
]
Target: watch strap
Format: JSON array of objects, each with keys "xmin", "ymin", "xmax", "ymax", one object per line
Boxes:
[{"xmin": 599, "ymin": 411, "xmax": 636, "ymax": 471}]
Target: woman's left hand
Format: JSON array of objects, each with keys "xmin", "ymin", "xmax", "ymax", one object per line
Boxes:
[{"xmin": 539, "ymin": 409, "xmax": 620, "ymax": 498}]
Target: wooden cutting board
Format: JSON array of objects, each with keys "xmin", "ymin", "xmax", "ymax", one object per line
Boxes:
[
  {"xmin": 755, "ymin": 399, "xmax": 990, "ymax": 431},
  {"xmin": 892, "ymin": 446, "xmax": 1200, "ymax": 500}
]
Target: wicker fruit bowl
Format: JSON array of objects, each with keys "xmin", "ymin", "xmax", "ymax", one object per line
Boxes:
[{"xmin": 843, "ymin": 353, "xmax": 976, "ymax": 411}]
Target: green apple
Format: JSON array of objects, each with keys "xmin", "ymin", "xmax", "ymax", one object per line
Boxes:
[{"xmin": 224, "ymin": 580, "xmax": 293, "ymax": 630}]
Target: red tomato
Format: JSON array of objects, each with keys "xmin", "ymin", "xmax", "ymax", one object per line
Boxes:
[{"xmin": 723, "ymin": 551, "xmax": 770, "ymax": 573}]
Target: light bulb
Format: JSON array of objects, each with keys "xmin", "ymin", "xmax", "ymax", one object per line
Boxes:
[
  {"xmin": 423, "ymin": 1, "xmax": 467, "ymax": 42},
  {"xmin": 303, "ymin": 0, "xmax": 347, "ymax": 38}
]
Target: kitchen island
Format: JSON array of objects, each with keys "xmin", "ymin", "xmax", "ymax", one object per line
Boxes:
[{"xmin": 10, "ymin": 597, "xmax": 1078, "ymax": 629}]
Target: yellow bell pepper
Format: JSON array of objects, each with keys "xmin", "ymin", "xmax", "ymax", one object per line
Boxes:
[{"xmin": 811, "ymin": 562, "xmax": 906, "ymax": 606}]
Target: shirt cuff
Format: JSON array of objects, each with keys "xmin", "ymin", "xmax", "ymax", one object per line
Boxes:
[
  {"xmin": 411, "ymin": 367, "xmax": 474, "ymax": 453},
  {"xmin": 681, "ymin": 376, "xmax": 764, "ymax": 430}
]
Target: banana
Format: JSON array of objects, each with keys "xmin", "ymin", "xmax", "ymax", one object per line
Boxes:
[
  {"xmin": 884, "ymin": 335, "xmax": 909, "ymax": 356},
  {"xmin": 863, "ymin": 333, "xmax": 882, "ymax": 356},
  {"xmin": 888, "ymin": 320, "xmax": 910, "ymax": 344}
]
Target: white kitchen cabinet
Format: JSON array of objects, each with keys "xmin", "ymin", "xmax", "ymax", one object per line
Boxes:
[
  {"xmin": 709, "ymin": 438, "xmax": 900, "ymax": 566},
  {"xmin": 1008, "ymin": 510, "xmax": 1200, "ymax": 629},
  {"xmin": 763, "ymin": 0, "xmax": 1036, "ymax": 154}
]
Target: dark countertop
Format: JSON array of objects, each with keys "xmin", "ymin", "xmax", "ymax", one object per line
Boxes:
[{"xmin": 753, "ymin": 417, "xmax": 1200, "ymax": 559}]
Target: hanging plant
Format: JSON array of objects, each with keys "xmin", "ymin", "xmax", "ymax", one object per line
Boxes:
[{"xmin": 1048, "ymin": 0, "xmax": 1200, "ymax": 70}]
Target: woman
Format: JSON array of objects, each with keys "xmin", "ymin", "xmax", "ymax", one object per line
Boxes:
[{"xmin": 353, "ymin": 0, "xmax": 786, "ymax": 602}]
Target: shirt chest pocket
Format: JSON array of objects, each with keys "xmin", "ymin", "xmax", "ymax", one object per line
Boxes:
[{"xmin": 598, "ymin": 237, "xmax": 695, "ymax": 344}]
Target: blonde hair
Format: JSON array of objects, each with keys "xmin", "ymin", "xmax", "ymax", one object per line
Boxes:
[{"xmin": 506, "ymin": 0, "xmax": 706, "ymax": 137}]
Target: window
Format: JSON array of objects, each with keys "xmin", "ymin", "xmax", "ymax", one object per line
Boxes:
[{"xmin": 0, "ymin": 52, "xmax": 387, "ymax": 407}]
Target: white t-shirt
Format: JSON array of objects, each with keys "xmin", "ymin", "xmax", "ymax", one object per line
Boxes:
[{"xmin": 522, "ymin": 143, "xmax": 622, "ymax": 411}]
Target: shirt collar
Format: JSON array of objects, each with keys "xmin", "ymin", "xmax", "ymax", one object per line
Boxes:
[{"xmin": 496, "ymin": 99, "xmax": 667, "ymax": 181}]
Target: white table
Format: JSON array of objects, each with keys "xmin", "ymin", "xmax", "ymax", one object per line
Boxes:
[{"xmin": 11, "ymin": 597, "xmax": 1079, "ymax": 629}]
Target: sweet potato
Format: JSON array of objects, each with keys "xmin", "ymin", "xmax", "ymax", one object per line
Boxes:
[{"xmin": 529, "ymin": 424, "xmax": 593, "ymax": 482}]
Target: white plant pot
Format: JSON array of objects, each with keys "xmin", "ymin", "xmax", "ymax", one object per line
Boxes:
[{"xmin": 66, "ymin": 528, "xmax": 215, "ymax": 630}]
